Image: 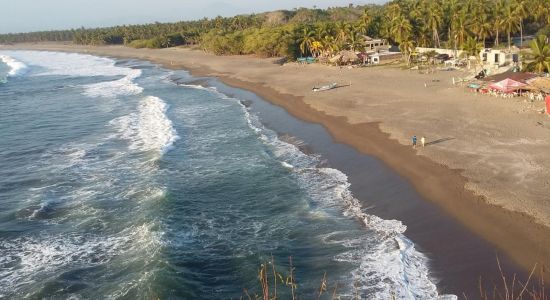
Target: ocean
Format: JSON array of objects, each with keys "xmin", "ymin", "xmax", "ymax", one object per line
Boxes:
[{"xmin": 0, "ymin": 51, "xmax": 455, "ymax": 299}]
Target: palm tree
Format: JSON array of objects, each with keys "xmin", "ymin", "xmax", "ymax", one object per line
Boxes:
[
  {"xmin": 321, "ymin": 35, "xmax": 338, "ymax": 57},
  {"xmin": 472, "ymin": 11, "xmax": 492, "ymax": 47},
  {"xmin": 347, "ymin": 32, "xmax": 363, "ymax": 52},
  {"xmin": 455, "ymin": 10, "xmax": 470, "ymax": 49},
  {"xmin": 297, "ymin": 26, "xmax": 316, "ymax": 57},
  {"xmin": 493, "ymin": 0, "xmax": 505, "ymax": 47},
  {"xmin": 445, "ymin": 0, "xmax": 462, "ymax": 49},
  {"xmin": 462, "ymin": 36, "xmax": 484, "ymax": 71},
  {"xmin": 335, "ymin": 21, "xmax": 352, "ymax": 44},
  {"xmin": 385, "ymin": 3, "xmax": 403, "ymax": 21},
  {"xmin": 315, "ymin": 22, "xmax": 332, "ymax": 41},
  {"xmin": 390, "ymin": 14, "xmax": 412, "ymax": 45},
  {"xmin": 310, "ymin": 40, "xmax": 323, "ymax": 57},
  {"xmin": 533, "ymin": 0, "xmax": 550, "ymax": 26},
  {"xmin": 359, "ymin": 8, "xmax": 372, "ymax": 35},
  {"xmin": 514, "ymin": 0, "xmax": 528, "ymax": 47},
  {"xmin": 426, "ymin": 0, "xmax": 443, "ymax": 47},
  {"xmin": 524, "ymin": 35, "xmax": 550, "ymax": 73},
  {"xmin": 502, "ymin": 2, "xmax": 520, "ymax": 49},
  {"xmin": 399, "ymin": 38, "xmax": 416, "ymax": 66}
]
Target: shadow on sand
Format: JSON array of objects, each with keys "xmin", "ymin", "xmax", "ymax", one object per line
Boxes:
[{"xmin": 426, "ymin": 137, "xmax": 455, "ymax": 146}]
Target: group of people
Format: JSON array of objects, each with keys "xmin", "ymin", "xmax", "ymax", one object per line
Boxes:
[
  {"xmin": 412, "ymin": 135, "xmax": 426, "ymax": 149},
  {"xmin": 484, "ymin": 89, "xmax": 546, "ymax": 100},
  {"xmin": 486, "ymin": 89, "xmax": 519, "ymax": 98},
  {"xmin": 526, "ymin": 92, "xmax": 546, "ymax": 101}
]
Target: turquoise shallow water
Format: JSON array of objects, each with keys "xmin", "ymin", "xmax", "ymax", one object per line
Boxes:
[{"xmin": 0, "ymin": 51, "xmax": 453, "ymax": 299}]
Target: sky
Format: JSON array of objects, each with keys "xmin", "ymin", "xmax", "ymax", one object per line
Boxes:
[{"xmin": 0, "ymin": 0, "xmax": 385, "ymax": 34}]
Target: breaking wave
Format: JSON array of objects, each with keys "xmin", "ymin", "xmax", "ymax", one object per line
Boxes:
[
  {"xmin": 0, "ymin": 55, "xmax": 28, "ymax": 77},
  {"xmin": 110, "ymin": 96, "xmax": 179, "ymax": 155},
  {"xmin": 0, "ymin": 51, "xmax": 143, "ymax": 97}
]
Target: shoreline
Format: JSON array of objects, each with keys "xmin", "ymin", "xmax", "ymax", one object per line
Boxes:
[
  {"xmin": 2, "ymin": 44, "xmax": 549, "ymax": 282},
  {"xmin": 214, "ymin": 74, "xmax": 550, "ymax": 274}
]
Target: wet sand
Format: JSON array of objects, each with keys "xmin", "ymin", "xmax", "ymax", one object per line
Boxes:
[
  {"xmin": 2, "ymin": 43, "xmax": 549, "ymax": 294},
  {"xmin": 208, "ymin": 78, "xmax": 527, "ymax": 296}
]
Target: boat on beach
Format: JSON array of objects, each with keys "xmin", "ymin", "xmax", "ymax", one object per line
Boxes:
[{"xmin": 312, "ymin": 82, "xmax": 337, "ymax": 92}]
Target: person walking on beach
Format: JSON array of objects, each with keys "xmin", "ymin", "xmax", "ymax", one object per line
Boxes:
[
  {"xmin": 412, "ymin": 135, "xmax": 417, "ymax": 149},
  {"xmin": 421, "ymin": 136, "xmax": 426, "ymax": 148}
]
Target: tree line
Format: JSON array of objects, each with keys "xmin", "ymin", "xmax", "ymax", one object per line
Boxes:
[{"xmin": 0, "ymin": 0, "xmax": 549, "ymax": 61}]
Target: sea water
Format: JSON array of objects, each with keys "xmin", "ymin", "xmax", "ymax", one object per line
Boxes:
[{"xmin": 0, "ymin": 51, "xmax": 455, "ymax": 299}]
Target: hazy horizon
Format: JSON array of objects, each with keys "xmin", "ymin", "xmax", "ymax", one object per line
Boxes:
[{"xmin": 0, "ymin": 0, "xmax": 386, "ymax": 34}]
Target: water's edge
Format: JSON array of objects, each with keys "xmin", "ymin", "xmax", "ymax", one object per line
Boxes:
[{"xmin": 0, "ymin": 50, "xmax": 528, "ymax": 298}]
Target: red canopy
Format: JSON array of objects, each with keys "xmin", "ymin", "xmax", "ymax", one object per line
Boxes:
[{"xmin": 489, "ymin": 78, "xmax": 527, "ymax": 93}]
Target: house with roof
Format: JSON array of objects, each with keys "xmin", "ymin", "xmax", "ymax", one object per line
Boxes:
[{"xmin": 360, "ymin": 36, "xmax": 400, "ymax": 65}]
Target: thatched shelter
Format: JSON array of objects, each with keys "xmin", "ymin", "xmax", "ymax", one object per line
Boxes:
[
  {"xmin": 527, "ymin": 77, "xmax": 550, "ymax": 93},
  {"xmin": 329, "ymin": 54, "xmax": 342, "ymax": 63},
  {"xmin": 339, "ymin": 50, "xmax": 359, "ymax": 64}
]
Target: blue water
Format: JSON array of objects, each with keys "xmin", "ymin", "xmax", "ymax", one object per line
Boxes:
[{"xmin": 0, "ymin": 51, "xmax": 454, "ymax": 299}]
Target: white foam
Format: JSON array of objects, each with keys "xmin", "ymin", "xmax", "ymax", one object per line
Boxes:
[
  {"xmin": 110, "ymin": 96, "xmax": 179, "ymax": 155},
  {"xmin": 0, "ymin": 223, "xmax": 162, "ymax": 297},
  {"xmin": 177, "ymin": 83, "xmax": 216, "ymax": 91},
  {"xmin": 232, "ymin": 98, "xmax": 456, "ymax": 299},
  {"xmin": 83, "ymin": 69, "xmax": 143, "ymax": 98},
  {"xmin": 0, "ymin": 51, "xmax": 143, "ymax": 97},
  {"xmin": 0, "ymin": 54, "xmax": 28, "ymax": 77}
]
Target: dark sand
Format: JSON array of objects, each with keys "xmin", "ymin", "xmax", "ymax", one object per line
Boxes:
[{"xmin": 205, "ymin": 78, "xmax": 528, "ymax": 297}]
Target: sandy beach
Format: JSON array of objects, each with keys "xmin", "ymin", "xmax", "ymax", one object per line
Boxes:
[{"xmin": 2, "ymin": 43, "xmax": 549, "ymax": 279}]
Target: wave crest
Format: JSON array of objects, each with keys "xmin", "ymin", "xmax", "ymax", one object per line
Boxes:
[
  {"xmin": 0, "ymin": 55, "xmax": 28, "ymax": 77},
  {"xmin": 0, "ymin": 51, "xmax": 143, "ymax": 97},
  {"xmin": 110, "ymin": 96, "xmax": 179, "ymax": 155}
]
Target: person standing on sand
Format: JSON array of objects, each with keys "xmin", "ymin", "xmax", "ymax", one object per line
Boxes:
[
  {"xmin": 412, "ymin": 135, "xmax": 417, "ymax": 149},
  {"xmin": 421, "ymin": 136, "xmax": 426, "ymax": 148}
]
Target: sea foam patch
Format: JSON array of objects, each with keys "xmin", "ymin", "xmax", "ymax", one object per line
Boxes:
[
  {"xmin": 0, "ymin": 223, "xmax": 162, "ymax": 298},
  {"xmin": 110, "ymin": 96, "xmax": 179, "ymax": 155},
  {"xmin": 0, "ymin": 51, "xmax": 143, "ymax": 97}
]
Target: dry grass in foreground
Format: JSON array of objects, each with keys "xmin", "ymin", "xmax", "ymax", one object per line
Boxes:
[
  {"xmin": 476, "ymin": 256, "xmax": 546, "ymax": 300},
  {"xmin": 241, "ymin": 256, "xmax": 547, "ymax": 300}
]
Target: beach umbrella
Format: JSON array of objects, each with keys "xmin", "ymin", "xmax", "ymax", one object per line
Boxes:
[{"xmin": 488, "ymin": 78, "xmax": 527, "ymax": 93}]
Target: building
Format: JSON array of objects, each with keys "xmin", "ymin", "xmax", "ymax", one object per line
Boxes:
[
  {"xmin": 363, "ymin": 36, "xmax": 390, "ymax": 52},
  {"xmin": 367, "ymin": 52, "xmax": 402, "ymax": 64},
  {"xmin": 360, "ymin": 36, "xmax": 400, "ymax": 65},
  {"xmin": 479, "ymin": 48, "xmax": 520, "ymax": 73}
]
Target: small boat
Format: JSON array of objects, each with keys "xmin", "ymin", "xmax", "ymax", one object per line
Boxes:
[{"xmin": 312, "ymin": 82, "xmax": 337, "ymax": 92}]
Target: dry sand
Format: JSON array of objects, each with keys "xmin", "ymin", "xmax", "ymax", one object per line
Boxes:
[{"xmin": 2, "ymin": 43, "xmax": 549, "ymax": 274}]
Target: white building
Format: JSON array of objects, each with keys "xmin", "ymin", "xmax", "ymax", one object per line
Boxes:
[{"xmin": 480, "ymin": 48, "xmax": 520, "ymax": 72}]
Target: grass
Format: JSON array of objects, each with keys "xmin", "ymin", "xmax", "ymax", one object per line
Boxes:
[
  {"xmin": 477, "ymin": 256, "xmax": 547, "ymax": 300},
  {"xmin": 241, "ymin": 256, "xmax": 340, "ymax": 300},
  {"xmin": 242, "ymin": 256, "xmax": 547, "ymax": 300}
]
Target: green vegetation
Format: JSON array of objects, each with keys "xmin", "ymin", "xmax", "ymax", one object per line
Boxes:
[
  {"xmin": 1, "ymin": 0, "xmax": 550, "ymax": 62},
  {"xmin": 524, "ymin": 35, "xmax": 550, "ymax": 73}
]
